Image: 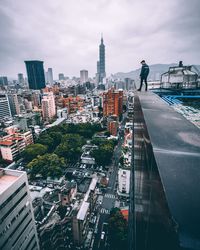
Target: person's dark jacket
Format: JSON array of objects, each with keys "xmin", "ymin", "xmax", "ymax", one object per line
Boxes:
[{"xmin": 140, "ymin": 63, "xmax": 149, "ymax": 78}]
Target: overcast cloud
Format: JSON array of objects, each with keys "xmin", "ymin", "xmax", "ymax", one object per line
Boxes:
[{"xmin": 0, "ymin": 0, "xmax": 200, "ymax": 78}]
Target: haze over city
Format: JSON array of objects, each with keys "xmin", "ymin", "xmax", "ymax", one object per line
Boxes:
[{"xmin": 0, "ymin": 0, "xmax": 200, "ymax": 77}]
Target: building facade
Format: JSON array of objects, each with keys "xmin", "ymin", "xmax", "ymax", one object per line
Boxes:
[
  {"xmin": 0, "ymin": 168, "xmax": 40, "ymax": 250},
  {"xmin": 80, "ymin": 70, "xmax": 88, "ymax": 84},
  {"xmin": 18, "ymin": 73, "xmax": 25, "ymax": 85},
  {"xmin": 0, "ymin": 94, "xmax": 12, "ymax": 119},
  {"xmin": 118, "ymin": 168, "xmax": 130, "ymax": 196},
  {"xmin": 25, "ymin": 60, "xmax": 46, "ymax": 90},
  {"xmin": 8, "ymin": 94, "xmax": 20, "ymax": 116},
  {"xmin": 58, "ymin": 73, "xmax": 65, "ymax": 81},
  {"xmin": 0, "ymin": 131, "xmax": 33, "ymax": 161},
  {"xmin": 103, "ymin": 88, "xmax": 123, "ymax": 117},
  {"xmin": 41, "ymin": 92, "xmax": 56, "ymax": 121},
  {"xmin": 46, "ymin": 68, "xmax": 54, "ymax": 85},
  {"xmin": 0, "ymin": 76, "xmax": 8, "ymax": 86},
  {"xmin": 129, "ymin": 92, "xmax": 200, "ymax": 250}
]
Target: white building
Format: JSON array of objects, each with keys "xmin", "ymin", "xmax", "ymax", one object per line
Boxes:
[
  {"xmin": 41, "ymin": 92, "xmax": 56, "ymax": 121},
  {"xmin": 0, "ymin": 168, "xmax": 40, "ymax": 250},
  {"xmin": 8, "ymin": 94, "xmax": 20, "ymax": 116},
  {"xmin": 0, "ymin": 94, "xmax": 12, "ymax": 120},
  {"xmin": 80, "ymin": 70, "xmax": 88, "ymax": 84},
  {"xmin": 118, "ymin": 168, "xmax": 130, "ymax": 197},
  {"xmin": 0, "ymin": 131, "xmax": 33, "ymax": 161}
]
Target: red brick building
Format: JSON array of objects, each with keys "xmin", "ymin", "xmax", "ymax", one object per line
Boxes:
[
  {"xmin": 63, "ymin": 96, "xmax": 84, "ymax": 114},
  {"xmin": 103, "ymin": 88, "xmax": 123, "ymax": 117},
  {"xmin": 108, "ymin": 120, "xmax": 118, "ymax": 136}
]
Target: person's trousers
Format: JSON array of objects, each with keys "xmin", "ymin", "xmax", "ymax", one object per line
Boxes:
[{"xmin": 138, "ymin": 77, "xmax": 148, "ymax": 91}]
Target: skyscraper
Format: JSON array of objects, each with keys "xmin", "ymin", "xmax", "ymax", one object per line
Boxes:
[
  {"xmin": 97, "ymin": 35, "xmax": 106, "ymax": 84},
  {"xmin": 0, "ymin": 76, "xmax": 8, "ymax": 86},
  {"xmin": 58, "ymin": 73, "xmax": 65, "ymax": 81},
  {"xmin": 25, "ymin": 60, "xmax": 46, "ymax": 90},
  {"xmin": 0, "ymin": 94, "xmax": 12, "ymax": 119},
  {"xmin": 46, "ymin": 68, "xmax": 54, "ymax": 85},
  {"xmin": 18, "ymin": 73, "xmax": 24, "ymax": 85},
  {"xmin": 8, "ymin": 94, "xmax": 20, "ymax": 116},
  {"xmin": 80, "ymin": 70, "xmax": 88, "ymax": 84},
  {"xmin": 0, "ymin": 168, "xmax": 40, "ymax": 249}
]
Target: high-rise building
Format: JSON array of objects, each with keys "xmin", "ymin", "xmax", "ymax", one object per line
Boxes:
[
  {"xmin": 80, "ymin": 70, "xmax": 88, "ymax": 84},
  {"xmin": 25, "ymin": 60, "xmax": 46, "ymax": 90},
  {"xmin": 103, "ymin": 88, "xmax": 123, "ymax": 117},
  {"xmin": 58, "ymin": 73, "xmax": 65, "ymax": 81},
  {"xmin": 98, "ymin": 35, "xmax": 106, "ymax": 83},
  {"xmin": 129, "ymin": 92, "xmax": 200, "ymax": 250},
  {"xmin": 18, "ymin": 73, "xmax": 24, "ymax": 85},
  {"xmin": 8, "ymin": 94, "xmax": 20, "ymax": 116},
  {"xmin": 41, "ymin": 92, "xmax": 56, "ymax": 121},
  {"xmin": 0, "ymin": 94, "xmax": 12, "ymax": 119},
  {"xmin": 0, "ymin": 168, "xmax": 40, "ymax": 249},
  {"xmin": 46, "ymin": 68, "xmax": 54, "ymax": 85},
  {"xmin": 0, "ymin": 76, "xmax": 8, "ymax": 86}
]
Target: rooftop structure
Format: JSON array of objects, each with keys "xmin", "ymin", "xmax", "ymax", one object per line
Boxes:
[{"xmin": 161, "ymin": 61, "xmax": 199, "ymax": 89}]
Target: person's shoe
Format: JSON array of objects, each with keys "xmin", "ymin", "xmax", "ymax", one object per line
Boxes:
[
  {"xmin": 137, "ymin": 89, "xmax": 141, "ymax": 91},
  {"xmin": 145, "ymin": 89, "xmax": 147, "ymax": 91}
]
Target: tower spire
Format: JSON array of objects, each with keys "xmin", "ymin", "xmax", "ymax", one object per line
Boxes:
[{"xmin": 101, "ymin": 33, "xmax": 103, "ymax": 44}]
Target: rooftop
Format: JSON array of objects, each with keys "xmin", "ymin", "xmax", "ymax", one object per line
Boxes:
[
  {"xmin": 0, "ymin": 168, "xmax": 23, "ymax": 195},
  {"xmin": 77, "ymin": 201, "xmax": 89, "ymax": 221},
  {"xmin": 137, "ymin": 91, "xmax": 200, "ymax": 249}
]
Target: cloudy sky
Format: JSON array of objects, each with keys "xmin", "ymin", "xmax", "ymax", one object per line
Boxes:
[{"xmin": 0, "ymin": 0, "xmax": 200, "ymax": 78}]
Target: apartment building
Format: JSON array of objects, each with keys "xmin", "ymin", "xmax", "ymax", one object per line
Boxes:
[
  {"xmin": 118, "ymin": 168, "xmax": 130, "ymax": 197},
  {"xmin": 0, "ymin": 131, "xmax": 33, "ymax": 161},
  {"xmin": 0, "ymin": 168, "xmax": 39, "ymax": 250},
  {"xmin": 103, "ymin": 88, "xmax": 123, "ymax": 117},
  {"xmin": 41, "ymin": 92, "xmax": 56, "ymax": 121}
]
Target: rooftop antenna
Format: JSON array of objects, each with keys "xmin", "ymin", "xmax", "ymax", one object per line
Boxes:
[{"xmin": 101, "ymin": 33, "xmax": 103, "ymax": 43}]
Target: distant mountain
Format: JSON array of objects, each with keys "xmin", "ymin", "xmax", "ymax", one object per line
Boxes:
[{"xmin": 113, "ymin": 63, "xmax": 200, "ymax": 81}]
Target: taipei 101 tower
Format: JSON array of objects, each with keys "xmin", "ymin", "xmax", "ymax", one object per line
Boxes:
[{"xmin": 97, "ymin": 34, "xmax": 106, "ymax": 84}]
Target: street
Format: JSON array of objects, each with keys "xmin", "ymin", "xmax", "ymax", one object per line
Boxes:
[{"xmin": 92, "ymin": 115, "xmax": 126, "ymax": 250}]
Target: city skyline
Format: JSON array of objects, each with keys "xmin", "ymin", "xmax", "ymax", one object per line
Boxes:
[{"xmin": 0, "ymin": 0, "xmax": 200, "ymax": 78}]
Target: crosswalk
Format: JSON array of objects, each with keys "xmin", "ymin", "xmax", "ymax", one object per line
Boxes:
[
  {"xmin": 104, "ymin": 193, "xmax": 115, "ymax": 199},
  {"xmin": 100, "ymin": 208, "xmax": 110, "ymax": 214}
]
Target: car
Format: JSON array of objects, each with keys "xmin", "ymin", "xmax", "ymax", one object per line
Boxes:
[{"xmin": 101, "ymin": 231, "xmax": 105, "ymax": 240}]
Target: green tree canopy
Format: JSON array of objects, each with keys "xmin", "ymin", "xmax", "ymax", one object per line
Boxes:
[
  {"xmin": 27, "ymin": 153, "xmax": 65, "ymax": 180},
  {"xmin": 55, "ymin": 134, "xmax": 86, "ymax": 162},
  {"xmin": 23, "ymin": 143, "xmax": 48, "ymax": 162},
  {"xmin": 90, "ymin": 138, "xmax": 117, "ymax": 167},
  {"xmin": 108, "ymin": 208, "xmax": 128, "ymax": 250}
]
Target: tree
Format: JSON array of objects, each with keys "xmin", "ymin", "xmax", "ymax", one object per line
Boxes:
[
  {"xmin": 36, "ymin": 133, "xmax": 54, "ymax": 152},
  {"xmin": 55, "ymin": 134, "xmax": 86, "ymax": 163},
  {"xmin": 27, "ymin": 153, "xmax": 65, "ymax": 180},
  {"xmin": 23, "ymin": 143, "xmax": 48, "ymax": 162},
  {"xmin": 108, "ymin": 208, "xmax": 128, "ymax": 250},
  {"xmin": 91, "ymin": 143, "xmax": 113, "ymax": 166},
  {"xmin": 90, "ymin": 138, "xmax": 117, "ymax": 166}
]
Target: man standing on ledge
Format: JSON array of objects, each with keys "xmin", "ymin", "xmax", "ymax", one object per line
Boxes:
[{"xmin": 138, "ymin": 60, "xmax": 149, "ymax": 91}]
